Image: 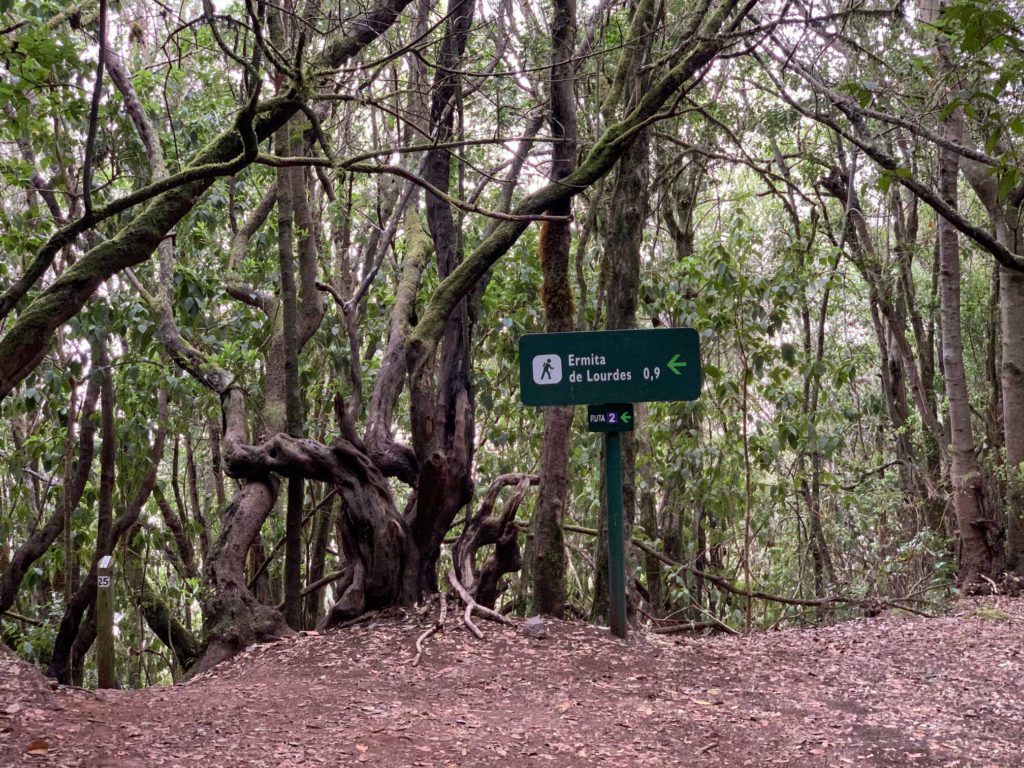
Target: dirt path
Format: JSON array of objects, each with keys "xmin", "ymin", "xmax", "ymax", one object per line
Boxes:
[{"xmin": 2, "ymin": 597, "xmax": 1022, "ymax": 767}]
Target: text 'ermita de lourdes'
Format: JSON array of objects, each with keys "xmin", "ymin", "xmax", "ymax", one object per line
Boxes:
[{"xmin": 567, "ymin": 354, "xmax": 633, "ymax": 382}]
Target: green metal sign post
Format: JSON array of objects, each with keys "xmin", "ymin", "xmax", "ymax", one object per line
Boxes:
[
  {"xmin": 604, "ymin": 429, "xmax": 627, "ymax": 637},
  {"xmin": 587, "ymin": 403, "xmax": 632, "ymax": 636},
  {"xmin": 519, "ymin": 328, "xmax": 702, "ymax": 640}
]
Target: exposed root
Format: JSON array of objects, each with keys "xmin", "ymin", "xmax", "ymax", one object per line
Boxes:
[
  {"xmin": 462, "ymin": 600, "xmax": 483, "ymax": 640},
  {"xmin": 446, "ymin": 571, "xmax": 514, "ymax": 640},
  {"xmin": 412, "ymin": 593, "xmax": 447, "ymax": 666},
  {"xmin": 980, "ymin": 574, "xmax": 1000, "ymax": 595}
]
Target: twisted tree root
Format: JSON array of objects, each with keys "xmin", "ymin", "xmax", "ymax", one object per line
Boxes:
[
  {"xmin": 412, "ymin": 593, "xmax": 447, "ymax": 666},
  {"xmin": 446, "ymin": 571, "xmax": 514, "ymax": 640}
]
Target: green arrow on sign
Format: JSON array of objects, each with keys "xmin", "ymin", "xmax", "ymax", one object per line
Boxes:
[
  {"xmin": 667, "ymin": 354, "xmax": 687, "ymax": 375},
  {"xmin": 621, "ymin": 411, "xmax": 631, "ymax": 423}
]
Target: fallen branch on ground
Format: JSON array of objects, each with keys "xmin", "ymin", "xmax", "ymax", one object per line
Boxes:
[
  {"xmin": 649, "ymin": 621, "xmax": 733, "ymax": 635},
  {"xmin": 640, "ymin": 607, "xmax": 738, "ymax": 636},
  {"xmin": 544, "ymin": 522, "xmax": 935, "ymax": 619}
]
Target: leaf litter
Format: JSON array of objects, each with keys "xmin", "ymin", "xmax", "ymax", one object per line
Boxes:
[{"xmin": 0, "ymin": 597, "xmax": 1021, "ymax": 766}]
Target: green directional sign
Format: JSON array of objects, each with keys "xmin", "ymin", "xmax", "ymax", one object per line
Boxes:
[
  {"xmin": 587, "ymin": 403, "xmax": 634, "ymax": 432},
  {"xmin": 519, "ymin": 328, "xmax": 701, "ymax": 406}
]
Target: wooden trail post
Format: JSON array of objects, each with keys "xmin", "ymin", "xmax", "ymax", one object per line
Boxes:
[{"xmin": 96, "ymin": 555, "xmax": 115, "ymax": 689}]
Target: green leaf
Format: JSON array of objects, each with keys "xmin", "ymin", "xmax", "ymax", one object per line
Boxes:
[
  {"xmin": 877, "ymin": 170, "xmax": 893, "ymax": 194},
  {"xmin": 984, "ymin": 128, "xmax": 1002, "ymax": 155},
  {"xmin": 939, "ymin": 98, "xmax": 962, "ymax": 122},
  {"xmin": 997, "ymin": 166, "xmax": 1021, "ymax": 202},
  {"xmin": 702, "ymin": 364, "xmax": 723, "ymax": 381}
]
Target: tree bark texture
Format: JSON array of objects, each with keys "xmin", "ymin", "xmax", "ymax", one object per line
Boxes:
[
  {"xmin": 937, "ymin": 113, "xmax": 1002, "ymax": 584},
  {"xmin": 531, "ymin": 0, "xmax": 579, "ymax": 617},
  {"xmin": 213, "ymin": 390, "xmax": 419, "ymax": 636}
]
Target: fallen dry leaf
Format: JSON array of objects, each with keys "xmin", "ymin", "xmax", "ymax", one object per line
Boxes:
[{"xmin": 25, "ymin": 737, "xmax": 49, "ymax": 756}]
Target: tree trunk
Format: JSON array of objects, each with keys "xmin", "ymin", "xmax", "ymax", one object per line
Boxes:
[
  {"xmin": 200, "ymin": 479, "xmax": 290, "ymax": 672},
  {"xmin": 454, "ymin": 475, "xmax": 536, "ymax": 608},
  {"xmin": 959, "ymin": 162, "xmax": 1024, "ymax": 574},
  {"xmin": 937, "ymin": 114, "xmax": 1001, "ymax": 584},
  {"xmin": 206, "ymin": 388, "xmax": 420, "ymax": 638},
  {"xmin": 798, "ymin": 252, "xmax": 836, "ymax": 598},
  {"xmin": 1000, "ymin": 267, "xmax": 1024, "ymax": 571},
  {"xmin": 592, "ymin": 130, "xmax": 649, "ymax": 621},
  {"xmin": 276, "ymin": 113, "xmax": 304, "ymax": 630},
  {"xmin": 410, "ymin": 0, "xmax": 477, "ymax": 594},
  {"xmin": 530, "ymin": 0, "xmax": 579, "ymax": 619},
  {"xmin": 917, "ymin": 0, "xmax": 1005, "ymax": 583}
]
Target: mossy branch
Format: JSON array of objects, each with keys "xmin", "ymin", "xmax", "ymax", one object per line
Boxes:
[
  {"xmin": 0, "ymin": 0, "xmax": 416, "ymax": 402},
  {"xmin": 407, "ymin": 0, "xmax": 750, "ymax": 368},
  {"xmin": 0, "ymin": 104, "xmax": 261, "ymax": 323}
]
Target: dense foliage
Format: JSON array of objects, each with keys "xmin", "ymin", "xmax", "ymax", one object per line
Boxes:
[{"xmin": 0, "ymin": 0, "xmax": 1021, "ymax": 685}]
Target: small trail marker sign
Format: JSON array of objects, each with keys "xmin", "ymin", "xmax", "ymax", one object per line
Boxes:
[
  {"xmin": 518, "ymin": 328, "xmax": 702, "ymax": 640},
  {"xmin": 587, "ymin": 403, "xmax": 634, "ymax": 432}
]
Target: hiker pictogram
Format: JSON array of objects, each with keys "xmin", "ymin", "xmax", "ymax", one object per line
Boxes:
[{"xmin": 532, "ymin": 354, "xmax": 562, "ymax": 384}]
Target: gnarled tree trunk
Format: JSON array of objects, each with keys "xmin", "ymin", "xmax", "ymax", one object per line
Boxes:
[
  {"xmin": 455, "ymin": 474, "xmax": 537, "ymax": 608},
  {"xmin": 409, "ymin": 0, "xmax": 478, "ymax": 595}
]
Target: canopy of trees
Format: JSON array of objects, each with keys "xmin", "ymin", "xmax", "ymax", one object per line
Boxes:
[{"xmin": 0, "ymin": 0, "xmax": 1021, "ymax": 684}]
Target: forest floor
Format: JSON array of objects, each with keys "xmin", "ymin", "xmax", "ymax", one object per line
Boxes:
[{"xmin": 1, "ymin": 596, "xmax": 1021, "ymax": 768}]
